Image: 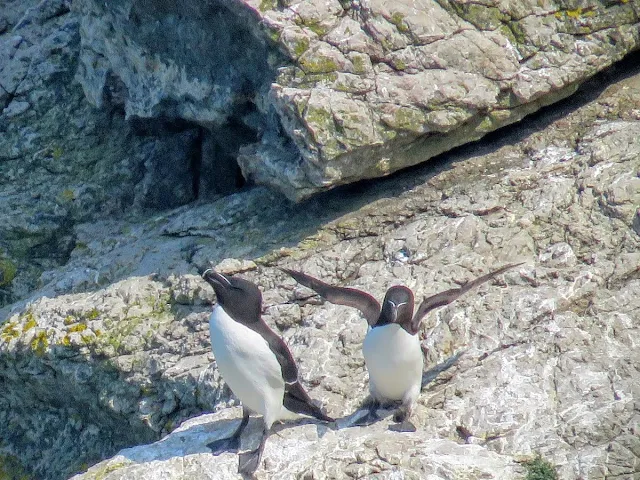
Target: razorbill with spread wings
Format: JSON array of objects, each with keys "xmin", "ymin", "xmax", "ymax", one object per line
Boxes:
[{"xmin": 282, "ymin": 262, "xmax": 522, "ymax": 431}]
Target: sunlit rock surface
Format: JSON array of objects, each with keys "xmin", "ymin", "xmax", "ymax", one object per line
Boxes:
[{"xmin": 2, "ymin": 63, "xmax": 639, "ymax": 478}]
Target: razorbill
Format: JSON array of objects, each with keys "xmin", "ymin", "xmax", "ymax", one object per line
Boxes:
[
  {"xmin": 202, "ymin": 269, "xmax": 333, "ymax": 475},
  {"xmin": 282, "ymin": 262, "xmax": 522, "ymax": 431}
]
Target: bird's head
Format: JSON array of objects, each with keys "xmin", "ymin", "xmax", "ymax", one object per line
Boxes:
[
  {"xmin": 202, "ymin": 269, "xmax": 262, "ymax": 323},
  {"xmin": 379, "ymin": 286, "xmax": 414, "ymax": 327}
]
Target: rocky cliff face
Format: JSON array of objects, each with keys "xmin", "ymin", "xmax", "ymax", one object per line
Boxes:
[
  {"xmin": 1, "ymin": 0, "xmax": 640, "ymax": 479},
  {"xmin": 3, "ymin": 65, "xmax": 640, "ymax": 479},
  {"xmin": 0, "ymin": 0, "xmax": 209, "ymax": 308},
  {"xmin": 74, "ymin": 0, "xmax": 640, "ymax": 200}
]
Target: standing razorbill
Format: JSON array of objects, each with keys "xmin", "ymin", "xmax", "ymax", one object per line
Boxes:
[
  {"xmin": 202, "ymin": 269, "xmax": 334, "ymax": 475},
  {"xmin": 282, "ymin": 262, "xmax": 522, "ymax": 432}
]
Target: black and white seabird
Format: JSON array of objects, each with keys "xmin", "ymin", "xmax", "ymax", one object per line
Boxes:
[
  {"xmin": 202, "ymin": 269, "xmax": 334, "ymax": 475},
  {"xmin": 282, "ymin": 262, "xmax": 522, "ymax": 432}
]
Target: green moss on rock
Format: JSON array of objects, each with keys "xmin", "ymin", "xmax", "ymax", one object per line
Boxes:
[
  {"xmin": 304, "ymin": 104, "xmax": 334, "ymax": 133},
  {"xmin": 50, "ymin": 145, "xmax": 64, "ymax": 160},
  {"xmin": 22, "ymin": 314, "xmax": 37, "ymax": 333},
  {"xmin": 0, "ymin": 322, "xmax": 20, "ymax": 342},
  {"xmin": 0, "ymin": 453, "xmax": 32, "ymax": 480},
  {"xmin": 258, "ymin": 0, "xmax": 277, "ymax": 12},
  {"xmin": 351, "ymin": 54, "xmax": 369, "ymax": 74},
  {"xmin": 299, "ymin": 55, "xmax": 339, "ymax": 74},
  {"xmin": 523, "ymin": 454, "xmax": 558, "ymax": 480},
  {"xmin": 68, "ymin": 323, "xmax": 88, "ymax": 333},
  {"xmin": 30, "ymin": 330, "xmax": 49, "ymax": 356},
  {"xmin": 451, "ymin": 3, "xmax": 507, "ymax": 30},
  {"xmin": 91, "ymin": 294, "xmax": 172, "ymax": 355},
  {"xmin": 292, "ymin": 37, "xmax": 310, "ymax": 57},
  {"xmin": 389, "ymin": 12, "xmax": 410, "ymax": 33},
  {"xmin": 95, "ymin": 316, "xmax": 144, "ymax": 354},
  {"xmin": 295, "ymin": 18, "xmax": 328, "ymax": 37},
  {"xmin": 59, "ymin": 189, "xmax": 76, "ymax": 203},
  {"xmin": 386, "ymin": 107, "xmax": 427, "ymax": 133},
  {"xmin": 555, "ymin": 7, "xmax": 596, "ymax": 19},
  {"xmin": 0, "ymin": 258, "xmax": 17, "ymax": 288},
  {"xmin": 505, "ymin": 20, "xmax": 528, "ymax": 45}
]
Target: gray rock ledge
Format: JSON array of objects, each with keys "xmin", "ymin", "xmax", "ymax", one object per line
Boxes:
[{"xmin": 2, "ymin": 68, "xmax": 640, "ymax": 479}]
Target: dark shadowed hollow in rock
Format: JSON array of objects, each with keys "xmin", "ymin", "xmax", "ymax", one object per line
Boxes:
[
  {"xmin": 127, "ymin": 110, "xmax": 258, "ymax": 207},
  {"xmin": 75, "ymin": 0, "xmax": 284, "ymax": 197},
  {"xmin": 81, "ymin": 0, "xmax": 279, "ymax": 206}
]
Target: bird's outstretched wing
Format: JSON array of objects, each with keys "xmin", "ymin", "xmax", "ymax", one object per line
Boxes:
[
  {"xmin": 410, "ymin": 262, "xmax": 524, "ymax": 334},
  {"xmin": 282, "ymin": 268, "xmax": 381, "ymax": 326}
]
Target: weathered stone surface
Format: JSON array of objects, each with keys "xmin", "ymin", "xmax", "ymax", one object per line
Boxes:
[
  {"xmin": 0, "ymin": 276, "xmax": 226, "ymax": 480},
  {"xmin": 0, "ymin": 0, "xmax": 210, "ymax": 308},
  {"xmin": 2, "ymin": 67, "xmax": 640, "ymax": 479},
  {"xmin": 70, "ymin": 411, "xmax": 523, "ymax": 480},
  {"xmin": 73, "ymin": 0, "xmax": 640, "ymax": 200},
  {"xmin": 3, "ymin": 0, "xmax": 640, "ymax": 311}
]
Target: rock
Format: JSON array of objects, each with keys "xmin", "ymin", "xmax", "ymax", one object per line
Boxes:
[
  {"xmin": 167, "ymin": 274, "xmax": 214, "ymax": 306},
  {"xmin": 0, "ymin": 277, "xmax": 222, "ymax": 480},
  {"xmin": 72, "ymin": 0, "xmax": 640, "ymax": 200},
  {"xmin": 0, "ymin": 0, "xmax": 211, "ymax": 307},
  {"xmin": 70, "ymin": 411, "xmax": 523, "ymax": 480},
  {"xmin": 2, "ymin": 99, "xmax": 30, "ymax": 117},
  {"xmin": 539, "ymin": 242, "xmax": 577, "ymax": 268},
  {"xmin": 2, "ymin": 67, "xmax": 640, "ymax": 479},
  {"xmin": 2, "ymin": 0, "xmax": 640, "ymax": 311}
]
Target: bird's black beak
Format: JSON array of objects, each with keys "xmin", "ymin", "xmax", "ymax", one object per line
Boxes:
[
  {"xmin": 202, "ymin": 269, "xmax": 232, "ymax": 288},
  {"xmin": 380, "ymin": 300, "xmax": 398, "ymax": 324}
]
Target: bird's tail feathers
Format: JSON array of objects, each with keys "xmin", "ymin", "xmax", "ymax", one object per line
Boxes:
[{"xmin": 284, "ymin": 381, "xmax": 334, "ymax": 422}]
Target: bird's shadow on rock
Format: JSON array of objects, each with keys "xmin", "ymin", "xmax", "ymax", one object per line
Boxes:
[
  {"xmin": 118, "ymin": 413, "xmax": 332, "ymax": 466},
  {"xmin": 421, "ymin": 350, "xmax": 465, "ymax": 390}
]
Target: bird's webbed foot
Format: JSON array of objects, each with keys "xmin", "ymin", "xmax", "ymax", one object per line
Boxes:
[
  {"xmin": 389, "ymin": 402, "xmax": 416, "ymax": 432},
  {"xmin": 207, "ymin": 408, "xmax": 250, "ymax": 455},
  {"xmin": 388, "ymin": 420, "xmax": 417, "ymax": 432},
  {"xmin": 352, "ymin": 400, "xmax": 381, "ymax": 427}
]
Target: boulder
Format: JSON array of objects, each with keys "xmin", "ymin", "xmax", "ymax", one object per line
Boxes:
[{"xmin": 73, "ymin": 0, "xmax": 640, "ymax": 199}]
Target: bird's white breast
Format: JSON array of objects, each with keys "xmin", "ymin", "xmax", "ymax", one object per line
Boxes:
[
  {"xmin": 362, "ymin": 323, "xmax": 423, "ymax": 402},
  {"xmin": 209, "ymin": 305, "xmax": 285, "ymax": 426}
]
